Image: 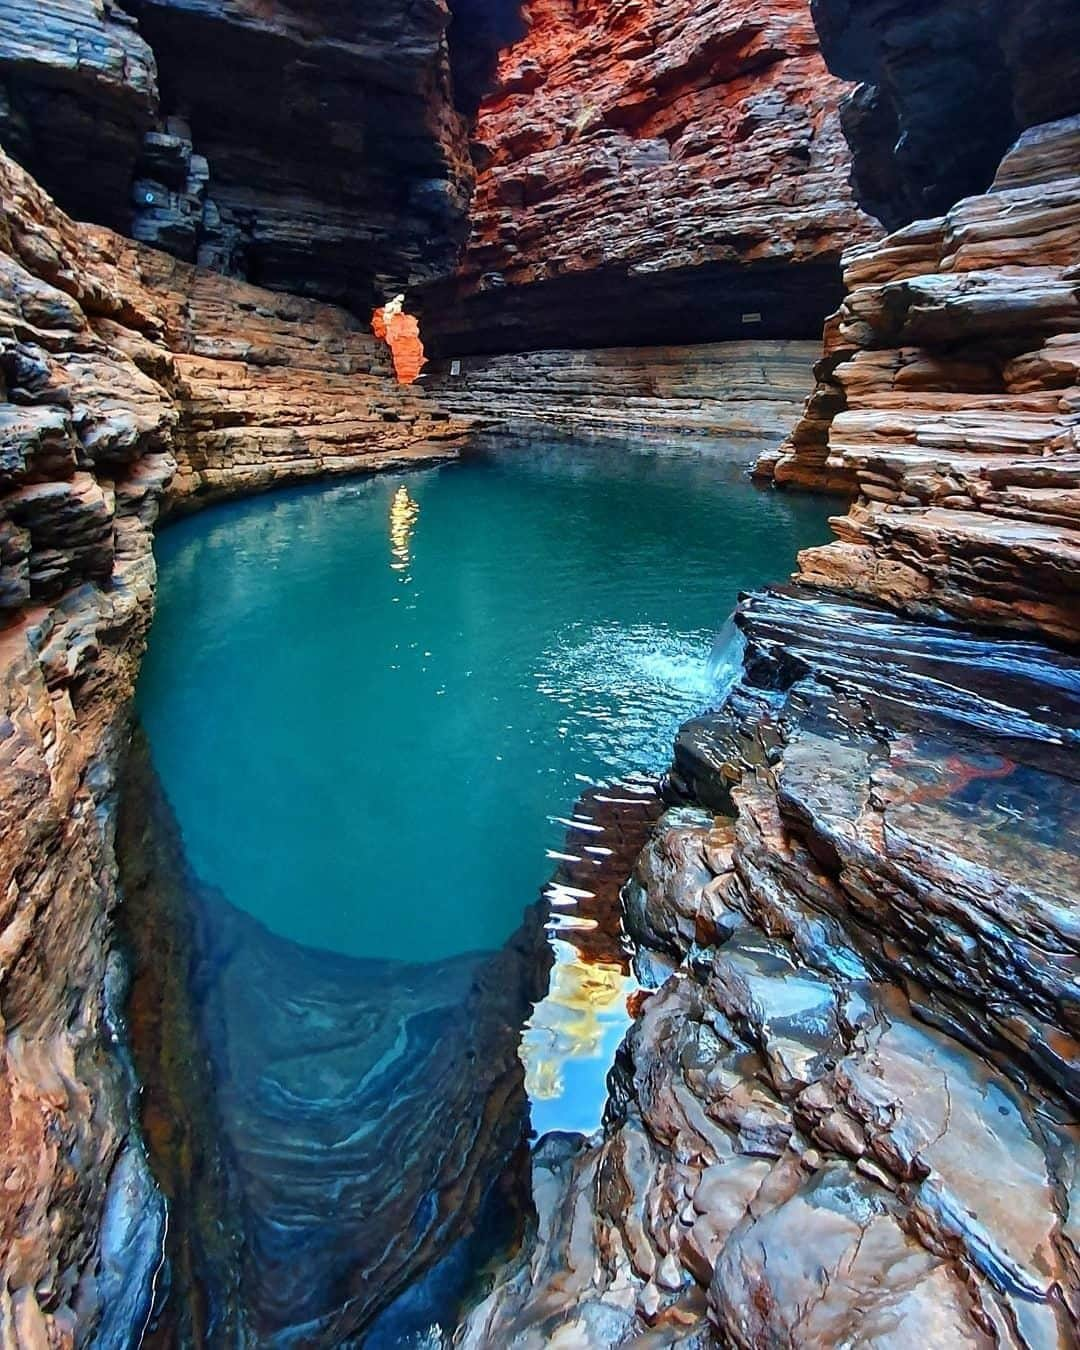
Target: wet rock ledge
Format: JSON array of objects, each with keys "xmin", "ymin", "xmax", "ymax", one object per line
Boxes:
[{"xmin": 460, "ymin": 587, "xmax": 1080, "ymax": 1348}]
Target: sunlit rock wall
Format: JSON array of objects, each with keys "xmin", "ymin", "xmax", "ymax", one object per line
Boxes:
[
  {"xmin": 421, "ymin": 0, "xmax": 880, "ymax": 355},
  {"xmin": 0, "ymin": 146, "xmax": 467, "ymax": 1348},
  {"xmin": 374, "ymin": 301, "xmax": 429, "ymax": 384}
]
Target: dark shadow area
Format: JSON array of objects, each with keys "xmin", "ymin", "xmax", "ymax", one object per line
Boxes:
[
  {"xmin": 447, "ymin": 0, "xmax": 527, "ymax": 115},
  {"xmin": 418, "ymin": 259, "xmax": 848, "ymax": 358},
  {"xmin": 123, "ymin": 0, "xmax": 473, "ymax": 306},
  {"xmin": 810, "ymin": 0, "xmax": 1080, "ymax": 228}
]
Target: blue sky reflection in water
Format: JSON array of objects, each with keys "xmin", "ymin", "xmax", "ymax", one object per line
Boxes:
[{"xmin": 137, "ymin": 436, "xmax": 836, "ymax": 1132}]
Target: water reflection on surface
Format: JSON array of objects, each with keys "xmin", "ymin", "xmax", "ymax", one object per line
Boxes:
[
  {"xmin": 120, "ymin": 737, "xmax": 548, "ymax": 1349},
  {"xmin": 523, "ymin": 777, "xmax": 664, "ymax": 1137},
  {"xmin": 130, "ymin": 433, "xmax": 838, "ymax": 1344},
  {"xmin": 138, "ymin": 434, "xmax": 835, "ymax": 966},
  {"xmin": 389, "ymin": 484, "xmax": 421, "ymax": 573},
  {"xmin": 524, "ymin": 945, "xmax": 632, "ymax": 1124}
]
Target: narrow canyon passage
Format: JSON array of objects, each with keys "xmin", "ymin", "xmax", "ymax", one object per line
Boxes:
[
  {"xmin": 0, "ymin": 0, "xmax": 1078, "ymax": 1345},
  {"xmin": 124, "ymin": 434, "xmax": 837, "ymax": 1342}
]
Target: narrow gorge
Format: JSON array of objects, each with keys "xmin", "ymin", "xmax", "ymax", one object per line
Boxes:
[{"xmin": 0, "ymin": 1, "xmax": 1076, "ymax": 1347}]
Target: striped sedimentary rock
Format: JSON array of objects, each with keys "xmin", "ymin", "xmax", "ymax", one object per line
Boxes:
[{"xmin": 764, "ymin": 116, "xmax": 1080, "ymax": 645}]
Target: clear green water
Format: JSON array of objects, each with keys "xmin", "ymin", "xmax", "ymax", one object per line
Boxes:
[{"xmin": 137, "ymin": 436, "xmax": 834, "ymax": 963}]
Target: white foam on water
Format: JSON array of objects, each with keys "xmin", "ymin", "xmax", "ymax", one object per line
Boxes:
[
  {"xmin": 535, "ymin": 620, "xmax": 738, "ymax": 777},
  {"xmin": 706, "ymin": 615, "xmax": 747, "ymax": 703}
]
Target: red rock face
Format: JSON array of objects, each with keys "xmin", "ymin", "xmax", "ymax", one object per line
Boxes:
[
  {"xmin": 372, "ymin": 303, "xmax": 428, "ymax": 385},
  {"xmin": 472, "ymin": 0, "xmax": 869, "ymax": 282},
  {"xmin": 422, "ymin": 0, "xmax": 880, "ymax": 354}
]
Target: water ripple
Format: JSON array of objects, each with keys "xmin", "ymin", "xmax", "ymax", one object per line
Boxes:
[{"xmin": 536, "ymin": 621, "xmax": 718, "ymax": 777}]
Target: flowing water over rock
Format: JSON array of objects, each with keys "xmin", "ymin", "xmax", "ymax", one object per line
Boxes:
[{"xmin": 128, "ymin": 434, "xmax": 837, "ymax": 1343}]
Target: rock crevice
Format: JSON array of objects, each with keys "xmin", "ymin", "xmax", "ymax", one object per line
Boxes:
[{"xmin": 0, "ymin": 1, "xmax": 1077, "ymax": 1344}]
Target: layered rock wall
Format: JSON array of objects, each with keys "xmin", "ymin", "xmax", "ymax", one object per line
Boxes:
[
  {"xmin": 0, "ymin": 0, "xmax": 880, "ymax": 349},
  {"xmin": 2, "ymin": 3, "xmax": 1078, "ymax": 1345},
  {"xmin": 0, "ymin": 146, "xmax": 467, "ymax": 1348},
  {"xmin": 0, "ymin": 0, "xmax": 158, "ymax": 231},
  {"xmin": 420, "ymin": 0, "xmax": 879, "ymax": 354},
  {"xmin": 763, "ymin": 116, "xmax": 1080, "ymax": 645},
  {"xmin": 425, "ymin": 341, "xmax": 820, "ymax": 445},
  {"xmin": 125, "ymin": 0, "xmax": 474, "ymax": 303}
]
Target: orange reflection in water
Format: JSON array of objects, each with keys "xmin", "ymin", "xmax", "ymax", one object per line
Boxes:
[
  {"xmin": 389, "ymin": 485, "xmax": 420, "ymax": 574},
  {"xmin": 519, "ymin": 777, "xmax": 665, "ymax": 1135},
  {"xmin": 521, "ymin": 937, "xmax": 634, "ymax": 1105}
]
